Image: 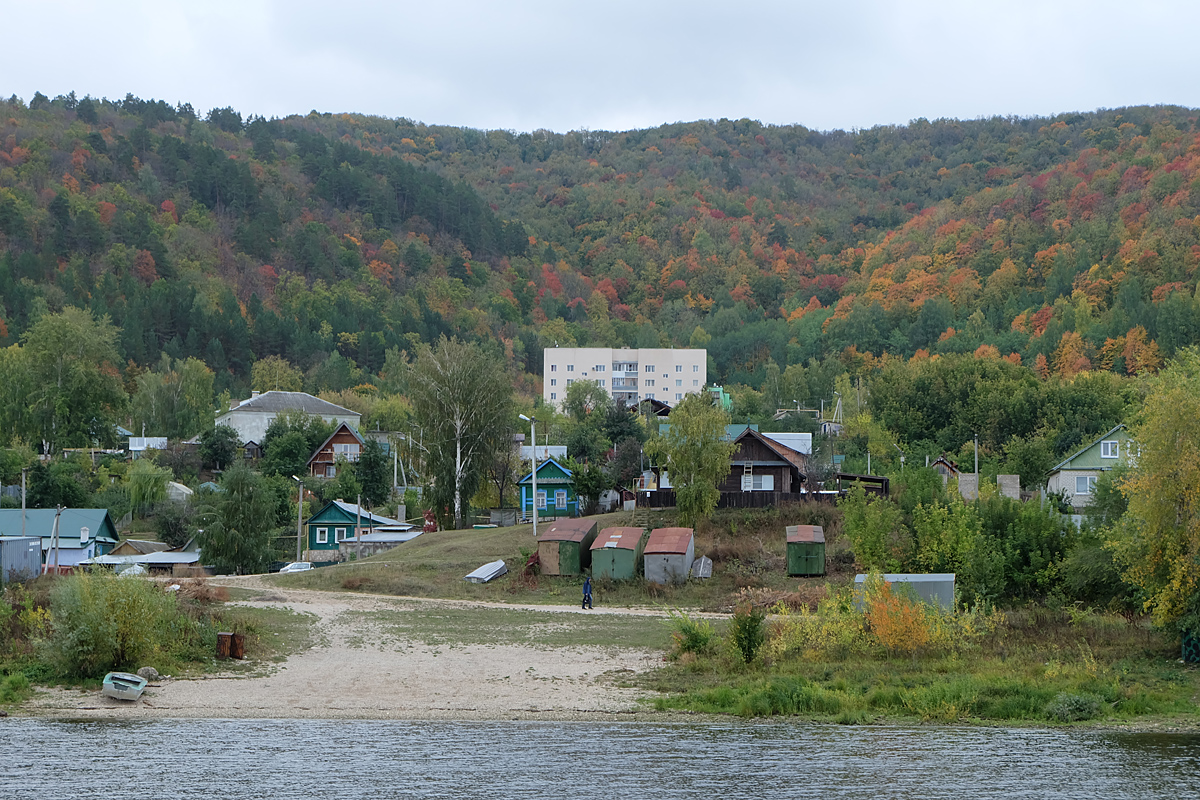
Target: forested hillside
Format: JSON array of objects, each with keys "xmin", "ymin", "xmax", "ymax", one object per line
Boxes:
[{"xmin": 1, "ymin": 92, "xmax": 1198, "ymax": 462}]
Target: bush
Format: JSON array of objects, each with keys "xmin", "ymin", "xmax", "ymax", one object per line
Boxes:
[
  {"xmin": 665, "ymin": 608, "xmax": 716, "ymax": 657},
  {"xmin": 45, "ymin": 572, "xmax": 209, "ymax": 678},
  {"xmin": 0, "ymin": 673, "xmax": 31, "ymax": 704},
  {"xmin": 1045, "ymin": 692, "xmax": 1103, "ymax": 722},
  {"xmin": 729, "ymin": 603, "xmax": 766, "ymax": 664}
]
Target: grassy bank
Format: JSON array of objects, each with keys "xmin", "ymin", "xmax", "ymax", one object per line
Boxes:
[
  {"xmin": 275, "ymin": 504, "xmax": 847, "ymax": 611},
  {"xmin": 645, "ymin": 599, "xmax": 1199, "ymax": 724},
  {"xmin": 0, "ymin": 574, "xmax": 317, "ymax": 703}
]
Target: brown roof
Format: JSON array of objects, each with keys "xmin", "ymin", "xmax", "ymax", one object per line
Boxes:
[
  {"xmin": 786, "ymin": 525, "xmax": 825, "ymax": 544},
  {"xmin": 645, "ymin": 527, "xmax": 694, "ymax": 554},
  {"xmin": 112, "ymin": 539, "xmax": 171, "ymax": 555},
  {"xmin": 591, "ymin": 527, "xmax": 643, "ymax": 551},
  {"xmin": 537, "ymin": 518, "xmax": 598, "ymax": 543}
]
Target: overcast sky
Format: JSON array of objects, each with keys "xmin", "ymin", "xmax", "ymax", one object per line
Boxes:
[{"xmin": 5, "ymin": 1, "xmax": 1198, "ymax": 134}]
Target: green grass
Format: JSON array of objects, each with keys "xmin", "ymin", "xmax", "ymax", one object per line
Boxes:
[{"xmin": 352, "ymin": 604, "xmax": 668, "ymax": 650}]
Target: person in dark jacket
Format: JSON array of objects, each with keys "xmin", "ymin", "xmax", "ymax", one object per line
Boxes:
[{"xmin": 582, "ymin": 576, "xmax": 593, "ymax": 609}]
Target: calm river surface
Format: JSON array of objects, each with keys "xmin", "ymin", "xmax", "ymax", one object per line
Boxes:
[{"xmin": 3, "ymin": 719, "xmax": 1199, "ymax": 799}]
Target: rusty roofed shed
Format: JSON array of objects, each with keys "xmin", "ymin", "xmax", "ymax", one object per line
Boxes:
[
  {"xmin": 786, "ymin": 525, "xmax": 825, "ymax": 577},
  {"xmin": 537, "ymin": 518, "xmax": 598, "ymax": 576},
  {"xmin": 590, "ymin": 527, "xmax": 645, "ymax": 580},
  {"xmin": 644, "ymin": 527, "xmax": 694, "ymax": 585}
]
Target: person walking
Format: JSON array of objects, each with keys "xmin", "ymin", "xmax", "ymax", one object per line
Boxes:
[{"xmin": 582, "ymin": 575, "xmax": 593, "ymax": 609}]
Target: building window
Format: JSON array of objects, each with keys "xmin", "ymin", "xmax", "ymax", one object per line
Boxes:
[
  {"xmin": 645, "ymin": 365, "xmax": 655, "ymax": 372},
  {"xmin": 550, "ymin": 379, "xmax": 556, "ymax": 386},
  {"xmin": 550, "ymin": 364, "xmax": 556, "ymax": 372},
  {"xmin": 646, "ymin": 392, "xmax": 655, "ymax": 399},
  {"xmin": 536, "ymin": 490, "xmax": 547, "ymax": 510},
  {"xmin": 567, "ymin": 364, "xmax": 574, "ymax": 372},
  {"xmin": 693, "ymin": 365, "xmax": 699, "ymax": 372},
  {"xmin": 333, "ymin": 443, "xmax": 360, "ymax": 460},
  {"xmin": 335, "ymin": 527, "xmax": 348, "ymax": 541},
  {"xmin": 675, "ymin": 379, "xmax": 682, "ymax": 386},
  {"xmin": 693, "ymin": 380, "xmax": 698, "ymax": 386},
  {"xmin": 598, "ymin": 379, "xmax": 605, "ymax": 387},
  {"xmin": 644, "ymin": 379, "xmax": 654, "ymax": 387},
  {"xmin": 675, "ymin": 393, "xmax": 682, "ymax": 400},
  {"xmin": 741, "ymin": 474, "xmax": 775, "ymax": 491},
  {"xmin": 550, "ymin": 392, "xmax": 556, "ymax": 400},
  {"xmin": 676, "ymin": 365, "xmax": 682, "ymax": 372},
  {"xmin": 1075, "ymin": 476, "xmax": 1096, "ymax": 495},
  {"xmin": 566, "ymin": 379, "xmax": 574, "ymax": 386},
  {"xmin": 555, "ymin": 490, "xmax": 567, "ymax": 509},
  {"xmin": 1101, "ymin": 440, "xmax": 1119, "ymax": 458},
  {"xmin": 325, "ymin": 465, "xmax": 336, "ymax": 478},
  {"xmin": 316, "ymin": 527, "xmax": 328, "ymax": 544},
  {"xmin": 595, "ymin": 365, "xmax": 605, "ymax": 372}
]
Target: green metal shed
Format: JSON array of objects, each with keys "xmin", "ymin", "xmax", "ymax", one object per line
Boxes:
[
  {"xmin": 786, "ymin": 525, "xmax": 825, "ymax": 577},
  {"xmin": 537, "ymin": 518, "xmax": 599, "ymax": 576},
  {"xmin": 590, "ymin": 527, "xmax": 645, "ymax": 580}
]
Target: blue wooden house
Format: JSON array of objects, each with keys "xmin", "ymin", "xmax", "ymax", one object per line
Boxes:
[
  {"xmin": 303, "ymin": 500, "xmax": 400, "ymax": 556},
  {"xmin": 518, "ymin": 458, "xmax": 579, "ymax": 519}
]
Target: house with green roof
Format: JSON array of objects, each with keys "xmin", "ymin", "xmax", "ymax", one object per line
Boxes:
[
  {"xmin": 0, "ymin": 508, "xmax": 120, "ymax": 567},
  {"xmin": 1045, "ymin": 424, "xmax": 1132, "ymax": 513},
  {"xmin": 518, "ymin": 458, "xmax": 578, "ymax": 519}
]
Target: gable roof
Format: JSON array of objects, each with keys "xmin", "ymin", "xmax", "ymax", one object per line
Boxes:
[
  {"xmin": 308, "ymin": 500, "xmax": 399, "ymax": 527},
  {"xmin": 0, "ymin": 508, "xmax": 119, "ymax": 546},
  {"xmin": 518, "ymin": 457, "xmax": 573, "ymax": 485},
  {"xmin": 733, "ymin": 427, "xmax": 808, "ymax": 475},
  {"xmin": 112, "ymin": 539, "xmax": 171, "ymax": 555},
  {"xmin": 308, "ymin": 422, "xmax": 365, "ymax": 462},
  {"xmin": 225, "ymin": 391, "xmax": 359, "ymax": 418},
  {"xmin": 1048, "ymin": 424, "xmax": 1128, "ymax": 473}
]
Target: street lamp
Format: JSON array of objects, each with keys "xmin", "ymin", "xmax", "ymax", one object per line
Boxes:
[
  {"xmin": 291, "ymin": 475, "xmax": 304, "ymax": 562},
  {"xmin": 518, "ymin": 414, "xmax": 537, "ymax": 539}
]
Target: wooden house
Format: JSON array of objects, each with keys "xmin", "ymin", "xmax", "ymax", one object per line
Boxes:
[
  {"xmin": 307, "ymin": 422, "xmax": 364, "ymax": 478},
  {"xmin": 536, "ymin": 518, "xmax": 598, "ymax": 576},
  {"xmin": 518, "ymin": 458, "xmax": 578, "ymax": 519},
  {"xmin": 720, "ymin": 428, "xmax": 807, "ymax": 494},
  {"xmin": 0, "ymin": 508, "xmax": 120, "ymax": 567},
  {"xmin": 303, "ymin": 500, "xmax": 399, "ymax": 558}
]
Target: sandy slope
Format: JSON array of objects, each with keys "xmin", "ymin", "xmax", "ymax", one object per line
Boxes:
[{"xmin": 20, "ymin": 579, "xmax": 668, "ymax": 721}]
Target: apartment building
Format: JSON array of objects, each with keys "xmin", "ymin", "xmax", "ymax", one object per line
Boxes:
[{"xmin": 542, "ymin": 347, "xmax": 707, "ymax": 408}]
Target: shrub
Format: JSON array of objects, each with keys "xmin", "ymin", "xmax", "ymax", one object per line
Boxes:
[
  {"xmin": 1046, "ymin": 692, "xmax": 1103, "ymax": 722},
  {"xmin": 665, "ymin": 608, "xmax": 716, "ymax": 657},
  {"xmin": 0, "ymin": 673, "xmax": 31, "ymax": 704},
  {"xmin": 864, "ymin": 577, "xmax": 932, "ymax": 663},
  {"xmin": 45, "ymin": 572, "xmax": 207, "ymax": 678},
  {"xmin": 729, "ymin": 603, "xmax": 766, "ymax": 664}
]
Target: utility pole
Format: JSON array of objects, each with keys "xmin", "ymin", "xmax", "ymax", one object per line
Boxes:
[
  {"xmin": 292, "ymin": 476, "xmax": 304, "ymax": 562},
  {"xmin": 974, "ymin": 433, "xmax": 979, "ymax": 478},
  {"xmin": 356, "ymin": 494, "xmax": 363, "ymax": 562},
  {"xmin": 48, "ymin": 505, "xmax": 63, "ymax": 575},
  {"xmin": 21, "ymin": 467, "xmax": 27, "ymax": 540}
]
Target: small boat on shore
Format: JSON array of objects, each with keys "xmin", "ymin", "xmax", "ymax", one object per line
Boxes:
[{"xmin": 101, "ymin": 672, "xmax": 147, "ymax": 701}]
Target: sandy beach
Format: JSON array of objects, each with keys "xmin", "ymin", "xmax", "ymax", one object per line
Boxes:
[{"xmin": 18, "ymin": 578, "xmax": 669, "ymax": 721}]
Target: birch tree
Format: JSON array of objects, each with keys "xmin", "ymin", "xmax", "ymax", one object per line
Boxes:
[
  {"xmin": 408, "ymin": 337, "xmax": 512, "ymax": 529},
  {"xmin": 645, "ymin": 392, "xmax": 735, "ymax": 526}
]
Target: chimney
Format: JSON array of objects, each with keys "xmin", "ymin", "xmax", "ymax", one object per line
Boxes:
[
  {"xmin": 229, "ymin": 399, "xmax": 240, "ymax": 410},
  {"xmin": 251, "ymin": 391, "xmax": 260, "ymax": 399}
]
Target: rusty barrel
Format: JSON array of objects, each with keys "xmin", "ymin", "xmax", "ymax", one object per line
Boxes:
[
  {"xmin": 216, "ymin": 631, "xmax": 233, "ymax": 659},
  {"xmin": 230, "ymin": 632, "xmax": 245, "ymax": 660}
]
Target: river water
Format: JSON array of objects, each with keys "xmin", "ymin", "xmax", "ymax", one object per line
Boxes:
[{"xmin": 3, "ymin": 719, "xmax": 1199, "ymax": 799}]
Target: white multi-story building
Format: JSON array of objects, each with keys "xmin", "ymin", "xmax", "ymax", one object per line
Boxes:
[{"xmin": 542, "ymin": 347, "xmax": 707, "ymax": 408}]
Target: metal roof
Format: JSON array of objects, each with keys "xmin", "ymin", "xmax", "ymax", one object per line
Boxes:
[
  {"xmin": 0, "ymin": 508, "xmax": 119, "ymax": 544},
  {"xmin": 537, "ymin": 518, "xmax": 597, "ymax": 543},
  {"xmin": 225, "ymin": 391, "xmax": 359, "ymax": 418},
  {"xmin": 591, "ymin": 527, "xmax": 643, "ymax": 551},
  {"xmin": 329, "ymin": 501, "xmax": 399, "ymax": 526},
  {"xmin": 786, "ymin": 525, "xmax": 825, "ymax": 544},
  {"xmin": 644, "ymin": 527, "xmax": 694, "ymax": 555}
]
